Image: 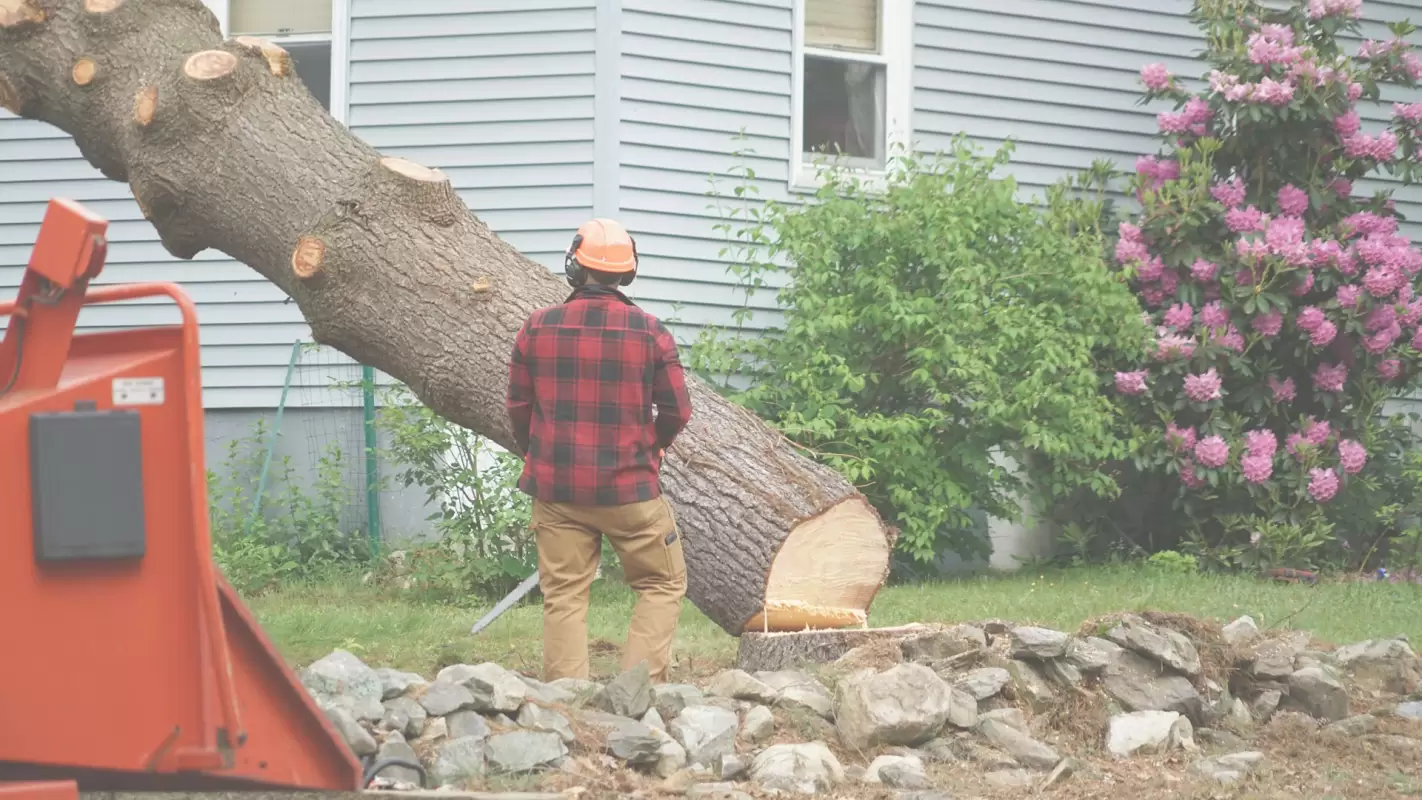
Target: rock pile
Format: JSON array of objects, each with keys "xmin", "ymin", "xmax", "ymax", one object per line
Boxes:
[{"xmin": 300, "ymin": 613, "xmax": 1422, "ymax": 797}]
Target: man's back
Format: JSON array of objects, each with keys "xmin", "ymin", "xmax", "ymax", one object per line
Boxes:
[{"xmin": 507, "ymin": 286, "xmax": 691, "ymax": 506}]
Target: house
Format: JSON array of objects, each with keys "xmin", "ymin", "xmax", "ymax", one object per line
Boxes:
[{"xmin": 3, "ymin": 0, "xmax": 1421, "ymax": 556}]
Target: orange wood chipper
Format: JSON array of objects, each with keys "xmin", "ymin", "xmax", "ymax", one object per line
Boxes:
[{"xmin": 0, "ymin": 198, "xmax": 368, "ymax": 796}]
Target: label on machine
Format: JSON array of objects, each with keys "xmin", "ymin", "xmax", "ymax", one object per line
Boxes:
[{"xmin": 112, "ymin": 377, "xmax": 165, "ymax": 406}]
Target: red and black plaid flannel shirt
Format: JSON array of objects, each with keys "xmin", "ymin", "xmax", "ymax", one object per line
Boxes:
[{"xmin": 506, "ymin": 286, "xmax": 693, "ymax": 505}]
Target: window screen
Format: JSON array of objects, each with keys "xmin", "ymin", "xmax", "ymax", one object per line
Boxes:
[
  {"xmin": 805, "ymin": 0, "xmax": 879, "ymax": 53},
  {"xmin": 230, "ymin": 0, "xmax": 332, "ymax": 36}
]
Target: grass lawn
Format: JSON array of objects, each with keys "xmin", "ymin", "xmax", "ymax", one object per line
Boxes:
[{"xmin": 248, "ymin": 564, "xmax": 1422, "ymax": 679}]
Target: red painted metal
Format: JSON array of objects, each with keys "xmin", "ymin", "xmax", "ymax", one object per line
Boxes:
[
  {"xmin": 0, "ymin": 199, "xmax": 362, "ymax": 791},
  {"xmin": 0, "ymin": 782, "xmax": 78, "ymax": 800}
]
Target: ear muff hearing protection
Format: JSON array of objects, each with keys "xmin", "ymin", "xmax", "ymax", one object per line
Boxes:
[{"xmin": 564, "ymin": 219, "xmax": 640, "ymax": 289}]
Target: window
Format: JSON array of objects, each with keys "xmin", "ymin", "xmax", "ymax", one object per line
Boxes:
[
  {"xmin": 792, "ymin": 0, "xmax": 912, "ymax": 190},
  {"xmin": 205, "ymin": 0, "xmax": 345, "ymax": 116}
]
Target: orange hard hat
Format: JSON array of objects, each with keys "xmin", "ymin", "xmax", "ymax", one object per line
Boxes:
[{"xmin": 569, "ymin": 218, "xmax": 637, "ymax": 274}]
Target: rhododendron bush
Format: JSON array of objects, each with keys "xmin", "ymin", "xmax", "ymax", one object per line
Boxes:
[{"xmin": 1108, "ymin": 0, "xmax": 1422, "ymax": 568}]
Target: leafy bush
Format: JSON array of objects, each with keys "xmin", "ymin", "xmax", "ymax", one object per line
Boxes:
[
  {"xmin": 693, "ymin": 139, "xmax": 1149, "ymax": 562},
  {"xmin": 1099, "ymin": 0, "xmax": 1422, "ymax": 571}
]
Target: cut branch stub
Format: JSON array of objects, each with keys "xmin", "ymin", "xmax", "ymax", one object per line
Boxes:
[
  {"xmin": 377, "ymin": 156, "xmax": 462, "ymax": 227},
  {"xmin": 83, "ymin": 0, "xmax": 124, "ymax": 12},
  {"xmin": 133, "ymin": 85, "xmax": 157, "ymax": 127},
  {"xmin": 72, "ymin": 59, "xmax": 98, "ymax": 87},
  {"xmin": 184, "ymin": 50, "xmax": 239, "ymax": 82},
  {"xmin": 233, "ymin": 36, "xmax": 292, "ymax": 77},
  {"xmin": 0, "ymin": 0, "xmax": 44, "ymax": 28},
  {"xmin": 291, "ymin": 236, "xmax": 326, "ymax": 279}
]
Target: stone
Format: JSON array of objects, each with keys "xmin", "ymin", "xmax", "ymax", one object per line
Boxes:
[
  {"xmin": 756, "ymin": 670, "xmax": 835, "ymax": 719},
  {"xmin": 380, "ymin": 695, "xmax": 427, "ymax": 738},
  {"xmin": 1252, "ymin": 689, "xmax": 1282, "ymax": 721},
  {"xmin": 1286, "ymin": 667, "xmax": 1349, "ymax": 722},
  {"xmin": 986, "ymin": 769, "xmax": 1036, "ymax": 788},
  {"xmin": 951, "ymin": 740, "xmax": 1019, "ymax": 770},
  {"xmin": 548, "ymin": 677, "xmax": 601, "ymax": 702},
  {"xmin": 519, "ymin": 675, "xmax": 577, "ymax": 706},
  {"xmin": 1397, "ymin": 700, "xmax": 1422, "ymax": 719},
  {"xmin": 1322, "ymin": 714, "xmax": 1379, "ymax": 738},
  {"xmin": 429, "ymin": 735, "xmax": 487, "ymax": 787},
  {"xmin": 418, "ymin": 680, "xmax": 473, "ymax": 717},
  {"xmin": 596, "ymin": 715, "xmax": 662, "ymax": 766},
  {"xmin": 321, "ymin": 703, "xmax": 376, "ymax": 757},
  {"xmin": 686, "ymin": 782, "xmax": 752, "ymax": 800},
  {"xmin": 1100, "ymin": 650, "xmax": 1203, "ymax": 721},
  {"xmin": 374, "ymin": 667, "xmax": 428, "ymax": 700},
  {"xmin": 1004, "ymin": 659, "xmax": 1056, "ymax": 712},
  {"xmin": 1249, "ymin": 643, "xmax": 1297, "ymax": 681},
  {"xmin": 642, "ymin": 707, "xmax": 666, "ymax": 731},
  {"xmin": 716, "ymin": 752, "xmax": 749, "ymax": 781},
  {"xmin": 491, "ymin": 713, "xmax": 517, "ymax": 728},
  {"xmin": 1106, "ymin": 710, "xmax": 1195, "ymax": 758},
  {"xmin": 518, "ymin": 702, "xmax": 575, "ymax": 744},
  {"xmin": 945, "ymin": 686, "xmax": 979, "ymax": 730},
  {"xmin": 670, "ymin": 704, "xmax": 740, "ymax": 766},
  {"xmin": 1041, "ymin": 757, "xmax": 1079, "ymax": 790},
  {"xmin": 1221, "ymin": 615, "xmax": 1260, "ymax": 646},
  {"xmin": 741, "ymin": 704, "xmax": 775, "ymax": 744},
  {"xmin": 865, "ymin": 754, "xmax": 929, "ymax": 789},
  {"xmin": 1065, "ymin": 636, "xmax": 1123, "ymax": 674},
  {"xmin": 900, "ymin": 626, "xmax": 986, "ymax": 662},
  {"xmin": 651, "ymin": 683, "xmax": 705, "ymax": 720},
  {"xmin": 593, "ymin": 662, "xmax": 653, "ymax": 718},
  {"xmin": 835, "ymin": 663, "xmax": 955, "ymax": 750},
  {"xmin": 956, "ymin": 667, "xmax": 1012, "ymax": 701},
  {"xmin": 1333, "ymin": 638, "xmax": 1420, "ymax": 695},
  {"xmin": 707, "ymin": 669, "xmax": 779, "ymax": 704},
  {"xmin": 1192, "ymin": 751, "xmax": 1265, "ymax": 785},
  {"xmin": 437, "ymin": 663, "xmax": 529, "ymax": 715},
  {"xmin": 485, "ymin": 730, "xmax": 567, "ymax": 774},
  {"xmin": 1010, "ymin": 626, "xmax": 1070, "ymax": 660},
  {"xmin": 1105, "ymin": 615, "xmax": 1202, "ymax": 677},
  {"xmin": 1226, "ymin": 697, "xmax": 1254, "ymax": 730},
  {"xmin": 1043, "ymin": 659, "xmax": 1083, "ymax": 687},
  {"xmin": 301, "ymin": 649, "xmax": 385, "ymax": 722},
  {"xmin": 976, "ymin": 717, "xmax": 1061, "ymax": 770},
  {"xmin": 652, "ymin": 728, "xmax": 688, "ymax": 778},
  {"xmin": 415, "ymin": 715, "xmax": 448, "ymax": 746},
  {"xmin": 916, "ymin": 737, "xmax": 958, "ymax": 764},
  {"xmin": 750, "ymin": 742, "xmax": 844, "ymax": 795},
  {"xmin": 374, "ymin": 731, "xmax": 424, "ymax": 785},
  {"xmin": 1196, "ymin": 727, "xmax": 1249, "ymax": 751},
  {"xmin": 979, "ymin": 707, "xmax": 1028, "ymax": 734},
  {"xmin": 446, "ymin": 709, "xmax": 491, "ymax": 741}
]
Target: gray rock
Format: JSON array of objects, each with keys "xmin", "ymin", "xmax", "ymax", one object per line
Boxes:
[
  {"xmin": 956, "ymin": 667, "xmax": 1012, "ymax": 701},
  {"xmin": 751, "ymin": 742, "xmax": 844, "ymax": 795},
  {"xmin": 1043, "ymin": 659, "xmax": 1084, "ymax": 687},
  {"xmin": 1287, "ymin": 667, "xmax": 1349, "ymax": 722},
  {"xmin": 1042, "ymin": 757, "xmax": 1079, "ymax": 790},
  {"xmin": 594, "ymin": 662, "xmax": 653, "ymax": 718},
  {"xmin": 321, "ymin": 703, "xmax": 377, "ymax": 756},
  {"xmin": 445, "ymin": 709, "xmax": 491, "ymax": 741},
  {"xmin": 950, "ymin": 739, "xmax": 1018, "ymax": 770},
  {"xmin": 415, "ymin": 715, "xmax": 448, "ymax": 746},
  {"xmin": 1005, "ymin": 659, "xmax": 1056, "ymax": 712},
  {"xmin": 716, "ymin": 752, "xmax": 749, "ymax": 781},
  {"xmin": 976, "ymin": 717, "xmax": 1061, "ymax": 770},
  {"xmin": 491, "ymin": 712, "xmax": 517, "ymax": 728},
  {"xmin": 986, "ymin": 769, "xmax": 1036, "ymax": 788},
  {"xmin": 1333, "ymin": 638, "xmax": 1420, "ymax": 695},
  {"xmin": 1397, "ymin": 700, "xmax": 1422, "ymax": 719},
  {"xmin": 865, "ymin": 754, "xmax": 928, "ymax": 789},
  {"xmin": 670, "ymin": 704, "xmax": 740, "ymax": 766},
  {"xmin": 835, "ymin": 663, "xmax": 955, "ymax": 750},
  {"xmin": 741, "ymin": 704, "xmax": 775, "ymax": 744},
  {"xmin": 707, "ymin": 669, "xmax": 778, "ymax": 704},
  {"xmin": 945, "ymin": 686, "xmax": 978, "ymax": 730},
  {"xmin": 380, "ymin": 695, "xmax": 427, "ymax": 738},
  {"xmin": 430, "ymin": 735, "xmax": 487, "ymax": 787},
  {"xmin": 607, "ymin": 718, "xmax": 663, "ymax": 766},
  {"xmin": 374, "ymin": 668, "xmax": 429, "ymax": 700},
  {"xmin": 547, "ymin": 677, "xmax": 602, "ymax": 702},
  {"xmin": 485, "ymin": 730, "xmax": 566, "ymax": 774},
  {"xmin": 519, "ymin": 675, "xmax": 577, "ymax": 706},
  {"xmin": 1226, "ymin": 697, "xmax": 1254, "ymax": 730},
  {"xmin": 518, "ymin": 702, "xmax": 575, "ymax": 744},
  {"xmin": 374, "ymin": 731, "xmax": 424, "ymax": 785},
  {"xmin": 1221, "ymin": 616, "xmax": 1260, "ymax": 646},
  {"xmin": 1250, "ymin": 643, "xmax": 1296, "ymax": 681},
  {"xmin": 1010, "ymin": 626, "xmax": 1070, "ymax": 660},
  {"xmin": 419, "ymin": 681, "xmax": 475, "ymax": 717},
  {"xmin": 651, "ymin": 683, "xmax": 704, "ymax": 720},
  {"xmin": 436, "ymin": 663, "xmax": 528, "ymax": 715},
  {"xmin": 1192, "ymin": 751, "xmax": 1265, "ymax": 785},
  {"xmin": 900, "ymin": 626, "xmax": 986, "ymax": 662},
  {"xmin": 756, "ymin": 670, "xmax": 835, "ymax": 719},
  {"xmin": 652, "ymin": 728, "xmax": 688, "ymax": 778},
  {"xmin": 1322, "ymin": 714, "xmax": 1378, "ymax": 738},
  {"xmin": 1065, "ymin": 636, "xmax": 1123, "ymax": 674},
  {"xmin": 686, "ymin": 782, "xmax": 752, "ymax": 800},
  {"xmin": 642, "ymin": 707, "xmax": 666, "ymax": 731},
  {"xmin": 1196, "ymin": 727, "xmax": 1249, "ymax": 751},
  {"xmin": 302, "ymin": 650, "xmax": 385, "ymax": 722},
  {"xmin": 1100, "ymin": 650, "xmax": 1203, "ymax": 721},
  {"xmin": 979, "ymin": 707, "xmax": 1028, "ymax": 734},
  {"xmin": 1105, "ymin": 615, "xmax": 1202, "ymax": 677},
  {"xmin": 1106, "ymin": 710, "xmax": 1195, "ymax": 757},
  {"xmin": 1252, "ymin": 689, "xmax": 1282, "ymax": 721}
]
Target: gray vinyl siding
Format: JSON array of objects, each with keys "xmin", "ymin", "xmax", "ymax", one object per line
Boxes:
[{"xmin": 616, "ymin": 0, "xmax": 794, "ymax": 337}]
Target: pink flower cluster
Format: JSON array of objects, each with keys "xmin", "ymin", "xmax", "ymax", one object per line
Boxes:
[
  {"xmin": 1141, "ymin": 63, "xmax": 1172, "ymax": 91},
  {"xmin": 1307, "ymin": 0, "xmax": 1361, "ymax": 19},
  {"xmin": 1269, "ymin": 376, "xmax": 1297, "ymax": 403},
  {"xmin": 1210, "ymin": 71, "xmax": 1298, "ymax": 106},
  {"xmin": 1309, "ymin": 468, "xmax": 1340, "ymax": 502},
  {"xmin": 1136, "ymin": 156, "xmax": 1180, "ymax": 192},
  {"xmin": 1342, "ymin": 130, "xmax": 1398, "ymax": 162},
  {"xmin": 1115, "ymin": 370, "xmax": 1148, "ymax": 395},
  {"xmin": 1211, "ymin": 178, "xmax": 1247, "ymax": 209},
  {"xmin": 1338, "ymin": 439, "xmax": 1367, "ymax": 474},
  {"xmin": 1241, "ymin": 429, "xmax": 1277, "ymax": 483},
  {"xmin": 1277, "ymin": 184, "xmax": 1309, "ymax": 216},
  {"xmin": 1184, "ymin": 368, "xmax": 1223, "ymax": 403},
  {"xmin": 1395, "ymin": 103, "xmax": 1422, "ymax": 124},
  {"xmin": 1158, "ymin": 97, "xmax": 1213, "ymax": 136},
  {"xmin": 1357, "ymin": 38, "xmax": 1422, "ymax": 79},
  {"xmin": 1195, "ymin": 435, "xmax": 1230, "ymax": 469},
  {"xmin": 1248, "ymin": 25, "xmax": 1306, "ymax": 67}
]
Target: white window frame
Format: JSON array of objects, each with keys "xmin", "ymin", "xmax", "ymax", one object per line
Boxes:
[
  {"xmin": 201, "ymin": 0, "xmax": 351, "ymax": 126},
  {"xmin": 789, "ymin": 0, "xmax": 913, "ymax": 194}
]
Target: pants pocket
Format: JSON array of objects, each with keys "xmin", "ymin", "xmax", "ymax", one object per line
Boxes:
[{"xmin": 657, "ymin": 498, "xmax": 687, "ymax": 583}]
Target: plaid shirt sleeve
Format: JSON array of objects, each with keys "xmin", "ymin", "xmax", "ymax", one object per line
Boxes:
[
  {"xmin": 651, "ymin": 322, "xmax": 692, "ymax": 449},
  {"xmin": 506, "ymin": 321, "xmax": 534, "ymax": 456}
]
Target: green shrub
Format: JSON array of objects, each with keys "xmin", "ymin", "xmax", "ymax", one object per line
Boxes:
[{"xmin": 693, "ymin": 138, "xmax": 1148, "ymax": 562}]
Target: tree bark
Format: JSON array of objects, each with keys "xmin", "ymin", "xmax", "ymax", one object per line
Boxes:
[
  {"xmin": 736, "ymin": 624, "xmax": 940, "ymax": 672},
  {"xmin": 0, "ymin": 0, "xmax": 897, "ymax": 635}
]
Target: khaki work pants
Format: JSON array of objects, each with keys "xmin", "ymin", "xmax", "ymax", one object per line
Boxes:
[{"xmin": 533, "ymin": 496, "xmax": 687, "ymax": 683}]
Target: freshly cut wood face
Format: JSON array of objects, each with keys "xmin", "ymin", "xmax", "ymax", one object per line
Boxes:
[{"xmin": 744, "ymin": 496, "xmax": 890, "ymax": 632}]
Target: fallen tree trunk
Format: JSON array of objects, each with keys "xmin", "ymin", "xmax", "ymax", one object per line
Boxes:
[{"xmin": 0, "ymin": 0, "xmax": 896, "ymax": 635}]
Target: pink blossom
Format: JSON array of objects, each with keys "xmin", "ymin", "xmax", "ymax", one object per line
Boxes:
[
  {"xmin": 1253, "ymin": 310, "xmax": 1283, "ymax": 337},
  {"xmin": 1141, "ymin": 285, "xmax": 1167, "ymax": 306},
  {"xmin": 1331, "ymin": 177, "xmax": 1353, "ymax": 196},
  {"xmin": 1401, "ymin": 299, "xmax": 1422, "ymax": 326},
  {"xmin": 1334, "ymin": 111, "xmax": 1362, "ymax": 138},
  {"xmin": 1119, "ymin": 221, "xmax": 1143, "ymax": 242},
  {"xmin": 1155, "ymin": 333, "xmax": 1196, "ymax": 360},
  {"xmin": 1225, "ymin": 206, "xmax": 1267, "ymax": 233},
  {"xmin": 1155, "ymin": 159, "xmax": 1180, "ymax": 182},
  {"xmin": 1308, "ymin": 0, "xmax": 1362, "ymax": 20},
  {"xmin": 1253, "ymin": 77, "xmax": 1296, "ymax": 106},
  {"xmin": 1349, "ymin": 82, "xmax": 1364, "ymax": 102},
  {"xmin": 1304, "ymin": 418, "xmax": 1332, "ymax": 447},
  {"xmin": 1237, "ymin": 237, "xmax": 1271, "ymax": 262},
  {"xmin": 1338, "ymin": 439, "xmax": 1367, "ymax": 474},
  {"xmin": 1241, "ymin": 453, "xmax": 1274, "ymax": 484},
  {"xmin": 1380, "ymin": 358, "xmax": 1403, "ymax": 380},
  {"xmin": 1215, "ymin": 325, "xmax": 1245, "ymax": 352},
  {"xmin": 1268, "ymin": 216, "xmax": 1310, "ymax": 265},
  {"xmin": 1277, "ymin": 184, "xmax": 1309, "ymax": 216},
  {"xmin": 1184, "ymin": 97, "xmax": 1212, "ymax": 125},
  {"xmin": 1191, "ymin": 258, "xmax": 1219, "ymax": 283},
  {"xmin": 1115, "ymin": 370, "xmax": 1148, "ymax": 395},
  {"xmin": 1159, "ymin": 269, "xmax": 1179, "ymax": 295},
  {"xmin": 1313, "ymin": 361, "xmax": 1348, "ymax": 392},
  {"xmin": 1286, "ymin": 432, "xmax": 1308, "ymax": 457},
  {"xmin": 1308, "ymin": 467, "xmax": 1341, "ymax": 502},
  {"xmin": 1194, "ymin": 435, "xmax": 1230, "ymax": 469},
  {"xmin": 1293, "ymin": 271, "xmax": 1316, "ymax": 296},
  {"xmin": 1405, "ymin": 52, "xmax": 1422, "ymax": 80},
  {"xmin": 1364, "ymin": 265, "xmax": 1403, "ymax": 297},
  {"xmin": 1249, "ymin": 29, "xmax": 1305, "ymax": 66},
  {"xmin": 1310, "ymin": 319, "xmax": 1339, "ymax": 347},
  {"xmin": 1164, "ymin": 303, "xmax": 1193, "ymax": 329},
  {"xmin": 1363, "ymin": 323, "xmax": 1402, "ymax": 354},
  {"xmin": 1158, "ymin": 111, "xmax": 1192, "ymax": 134},
  {"xmin": 1141, "ymin": 63, "xmax": 1172, "ymax": 91},
  {"xmin": 1297, "ymin": 306, "xmax": 1326, "ymax": 331},
  {"xmin": 1337, "ymin": 247, "xmax": 1360, "ymax": 275},
  {"xmin": 1166, "ymin": 423, "xmax": 1197, "ymax": 452},
  {"xmin": 1201, "ymin": 301, "xmax": 1229, "ymax": 330},
  {"xmin": 1341, "ymin": 212, "xmax": 1398, "ymax": 237},
  {"xmin": 1245, "ymin": 429, "xmax": 1278, "ymax": 458},
  {"xmin": 1116, "ymin": 237, "xmax": 1149, "ymax": 265},
  {"xmin": 1184, "ymin": 368, "xmax": 1224, "ymax": 402},
  {"xmin": 1179, "ymin": 459, "xmax": 1206, "ymax": 489},
  {"xmin": 1396, "ymin": 102, "xmax": 1422, "ymax": 124},
  {"xmin": 1211, "ymin": 178, "xmax": 1247, "ymax": 208},
  {"xmin": 1367, "ymin": 303, "xmax": 1398, "ymax": 332},
  {"xmin": 1337, "ymin": 284, "xmax": 1362, "ymax": 308},
  {"xmin": 1310, "ymin": 239, "xmax": 1345, "ymax": 268},
  {"xmin": 1413, "ymin": 327, "xmax": 1422, "ymax": 350},
  {"xmin": 1343, "ymin": 131, "xmax": 1398, "ymax": 162},
  {"xmin": 1137, "ymin": 255, "xmax": 1166, "ymax": 282},
  {"xmin": 1269, "ymin": 375, "xmax": 1297, "ymax": 402}
]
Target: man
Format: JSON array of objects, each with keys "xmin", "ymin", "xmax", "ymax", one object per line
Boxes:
[{"xmin": 506, "ymin": 218, "xmax": 693, "ymax": 684}]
